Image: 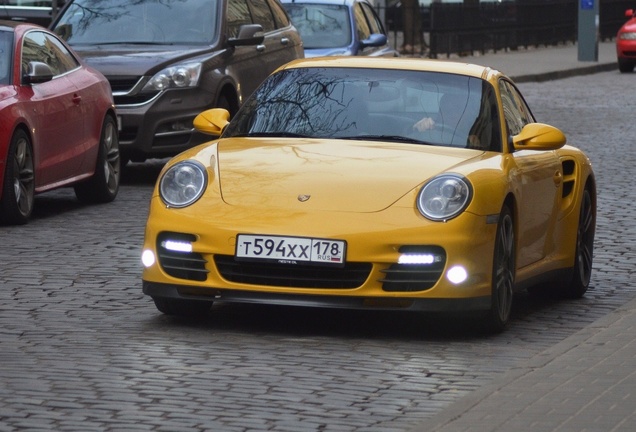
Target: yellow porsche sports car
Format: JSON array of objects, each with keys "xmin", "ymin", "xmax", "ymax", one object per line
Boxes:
[{"xmin": 141, "ymin": 57, "xmax": 596, "ymax": 332}]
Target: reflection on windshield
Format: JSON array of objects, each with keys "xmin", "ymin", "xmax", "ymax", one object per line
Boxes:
[
  {"xmin": 0, "ymin": 31, "xmax": 13, "ymax": 85},
  {"xmin": 223, "ymin": 67, "xmax": 502, "ymax": 151},
  {"xmin": 53, "ymin": 0, "xmax": 218, "ymax": 45},
  {"xmin": 283, "ymin": 4, "xmax": 351, "ymax": 49}
]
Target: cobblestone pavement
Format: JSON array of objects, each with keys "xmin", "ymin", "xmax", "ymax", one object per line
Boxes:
[{"xmin": 0, "ymin": 70, "xmax": 634, "ymax": 432}]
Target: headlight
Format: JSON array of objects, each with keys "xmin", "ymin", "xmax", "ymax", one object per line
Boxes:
[
  {"xmin": 619, "ymin": 32, "xmax": 636, "ymax": 40},
  {"xmin": 417, "ymin": 174, "xmax": 472, "ymax": 221},
  {"xmin": 143, "ymin": 62, "xmax": 202, "ymax": 92},
  {"xmin": 159, "ymin": 161, "xmax": 207, "ymax": 208}
]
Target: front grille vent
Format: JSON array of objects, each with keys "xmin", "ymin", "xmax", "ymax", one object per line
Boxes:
[
  {"xmin": 380, "ymin": 246, "xmax": 446, "ymax": 292},
  {"xmin": 215, "ymin": 255, "xmax": 372, "ymax": 289},
  {"xmin": 157, "ymin": 232, "xmax": 208, "ymax": 282},
  {"xmin": 107, "ymin": 76, "xmax": 143, "ymax": 93}
]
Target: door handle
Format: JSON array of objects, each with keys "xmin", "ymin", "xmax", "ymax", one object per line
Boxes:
[{"xmin": 72, "ymin": 94, "xmax": 82, "ymax": 104}]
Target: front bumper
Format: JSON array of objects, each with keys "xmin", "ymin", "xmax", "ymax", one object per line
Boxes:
[
  {"xmin": 116, "ymin": 86, "xmax": 216, "ymax": 160},
  {"xmin": 141, "ymin": 198, "xmax": 499, "ymax": 309},
  {"xmin": 143, "ymin": 280, "xmax": 491, "ymax": 312}
]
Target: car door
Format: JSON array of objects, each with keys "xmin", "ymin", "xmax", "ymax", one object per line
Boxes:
[
  {"xmin": 20, "ymin": 29, "xmax": 86, "ymax": 187},
  {"xmin": 499, "ymin": 79, "xmax": 562, "ymax": 268},
  {"xmin": 249, "ymin": 0, "xmax": 301, "ymax": 71}
]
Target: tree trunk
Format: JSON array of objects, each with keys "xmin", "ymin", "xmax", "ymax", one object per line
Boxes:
[{"xmin": 401, "ymin": 0, "xmax": 424, "ymax": 55}]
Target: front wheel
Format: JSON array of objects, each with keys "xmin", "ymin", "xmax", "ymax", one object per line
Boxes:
[
  {"xmin": 0, "ymin": 130, "xmax": 35, "ymax": 225},
  {"xmin": 562, "ymin": 188, "xmax": 595, "ymax": 298},
  {"xmin": 485, "ymin": 205, "xmax": 515, "ymax": 332},
  {"xmin": 75, "ymin": 115, "xmax": 120, "ymax": 203}
]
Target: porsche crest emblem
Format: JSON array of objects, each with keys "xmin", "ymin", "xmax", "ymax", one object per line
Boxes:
[{"xmin": 298, "ymin": 194, "xmax": 311, "ymax": 202}]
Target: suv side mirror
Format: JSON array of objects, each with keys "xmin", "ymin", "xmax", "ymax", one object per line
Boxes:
[{"xmin": 228, "ymin": 24, "xmax": 265, "ymax": 47}]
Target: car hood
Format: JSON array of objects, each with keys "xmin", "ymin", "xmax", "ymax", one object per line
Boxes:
[
  {"xmin": 69, "ymin": 44, "xmax": 215, "ymax": 76},
  {"xmin": 620, "ymin": 18, "xmax": 636, "ymax": 33},
  {"xmin": 213, "ymin": 138, "xmax": 482, "ymax": 213}
]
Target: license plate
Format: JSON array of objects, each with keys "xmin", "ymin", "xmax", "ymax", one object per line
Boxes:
[{"xmin": 236, "ymin": 234, "xmax": 346, "ymax": 266}]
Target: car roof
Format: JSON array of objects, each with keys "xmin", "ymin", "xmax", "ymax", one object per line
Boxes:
[
  {"xmin": 0, "ymin": 20, "xmax": 44, "ymax": 33},
  {"xmin": 277, "ymin": 56, "xmax": 502, "ymax": 81}
]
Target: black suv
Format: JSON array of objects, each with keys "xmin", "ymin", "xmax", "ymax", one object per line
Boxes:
[{"xmin": 51, "ymin": 0, "xmax": 304, "ymax": 163}]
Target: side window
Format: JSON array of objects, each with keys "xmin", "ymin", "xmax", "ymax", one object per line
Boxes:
[
  {"xmin": 360, "ymin": 3, "xmax": 384, "ymax": 35},
  {"xmin": 468, "ymin": 83, "xmax": 502, "ymax": 152},
  {"xmin": 353, "ymin": 3, "xmax": 371, "ymax": 41},
  {"xmin": 498, "ymin": 79, "xmax": 534, "ymax": 136},
  {"xmin": 21, "ymin": 31, "xmax": 79, "ymax": 80},
  {"xmin": 227, "ymin": 0, "xmax": 251, "ymax": 39},
  {"xmin": 247, "ymin": 0, "xmax": 275, "ymax": 33},
  {"xmin": 267, "ymin": 0, "xmax": 291, "ymax": 29}
]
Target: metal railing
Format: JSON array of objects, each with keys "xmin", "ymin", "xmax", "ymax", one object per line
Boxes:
[{"xmin": 377, "ymin": 0, "xmax": 632, "ymax": 58}]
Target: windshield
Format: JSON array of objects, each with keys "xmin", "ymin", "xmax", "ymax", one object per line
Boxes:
[
  {"xmin": 223, "ymin": 67, "xmax": 502, "ymax": 151},
  {"xmin": 0, "ymin": 31, "xmax": 13, "ymax": 85},
  {"xmin": 282, "ymin": 4, "xmax": 351, "ymax": 49},
  {"xmin": 53, "ymin": 0, "xmax": 219, "ymax": 45}
]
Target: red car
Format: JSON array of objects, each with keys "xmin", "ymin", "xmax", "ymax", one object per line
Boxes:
[
  {"xmin": 0, "ymin": 21, "xmax": 119, "ymax": 225},
  {"xmin": 617, "ymin": 9, "xmax": 636, "ymax": 73}
]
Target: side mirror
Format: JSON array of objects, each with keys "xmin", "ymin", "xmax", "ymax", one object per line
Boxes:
[
  {"xmin": 228, "ymin": 24, "xmax": 264, "ymax": 47},
  {"xmin": 360, "ymin": 33, "xmax": 387, "ymax": 49},
  {"xmin": 194, "ymin": 108, "xmax": 230, "ymax": 136},
  {"xmin": 23, "ymin": 61, "xmax": 54, "ymax": 85},
  {"xmin": 512, "ymin": 123, "xmax": 566, "ymax": 151},
  {"xmin": 626, "ymin": 9, "xmax": 634, "ymax": 18}
]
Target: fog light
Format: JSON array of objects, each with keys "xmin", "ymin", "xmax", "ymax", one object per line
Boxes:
[
  {"xmin": 447, "ymin": 265, "xmax": 468, "ymax": 284},
  {"xmin": 141, "ymin": 249, "xmax": 156, "ymax": 267}
]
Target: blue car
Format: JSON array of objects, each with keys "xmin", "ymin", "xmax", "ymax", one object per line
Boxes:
[{"xmin": 281, "ymin": 0, "xmax": 398, "ymax": 57}]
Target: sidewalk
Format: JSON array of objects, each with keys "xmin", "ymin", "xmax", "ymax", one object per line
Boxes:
[
  {"xmin": 438, "ymin": 40, "xmax": 617, "ymax": 83},
  {"xmin": 410, "ymin": 41, "xmax": 636, "ymax": 432}
]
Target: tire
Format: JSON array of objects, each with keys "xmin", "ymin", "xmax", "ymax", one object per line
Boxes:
[
  {"xmin": 618, "ymin": 59, "xmax": 634, "ymax": 73},
  {"xmin": 74, "ymin": 115, "xmax": 120, "ymax": 203},
  {"xmin": 485, "ymin": 205, "xmax": 515, "ymax": 332},
  {"xmin": 152, "ymin": 297, "xmax": 213, "ymax": 316},
  {"xmin": 0, "ymin": 130, "xmax": 35, "ymax": 225},
  {"xmin": 562, "ymin": 188, "xmax": 595, "ymax": 299}
]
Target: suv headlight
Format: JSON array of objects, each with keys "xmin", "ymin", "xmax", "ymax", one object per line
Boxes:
[
  {"xmin": 143, "ymin": 62, "xmax": 202, "ymax": 92},
  {"xmin": 159, "ymin": 161, "xmax": 207, "ymax": 208},
  {"xmin": 417, "ymin": 174, "xmax": 472, "ymax": 221}
]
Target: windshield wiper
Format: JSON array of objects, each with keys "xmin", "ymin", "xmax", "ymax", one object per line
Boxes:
[
  {"xmin": 235, "ymin": 132, "xmax": 311, "ymax": 138},
  {"xmin": 339, "ymin": 135, "xmax": 437, "ymax": 145},
  {"xmin": 85, "ymin": 41, "xmax": 172, "ymax": 46}
]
